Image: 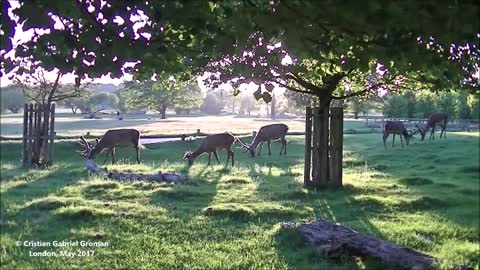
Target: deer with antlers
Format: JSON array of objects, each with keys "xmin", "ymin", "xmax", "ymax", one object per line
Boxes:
[
  {"xmin": 416, "ymin": 113, "xmax": 448, "ymax": 141},
  {"xmin": 383, "ymin": 121, "xmax": 415, "ymax": 149},
  {"xmin": 78, "ymin": 129, "xmax": 141, "ymax": 164},
  {"xmin": 239, "ymin": 124, "xmax": 289, "ymax": 157},
  {"xmin": 183, "ymin": 133, "xmax": 239, "ymax": 167}
]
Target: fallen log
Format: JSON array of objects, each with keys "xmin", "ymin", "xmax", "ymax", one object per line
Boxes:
[
  {"xmin": 281, "ymin": 219, "xmax": 458, "ymax": 270},
  {"xmin": 84, "ymin": 159, "xmax": 187, "ymax": 183}
]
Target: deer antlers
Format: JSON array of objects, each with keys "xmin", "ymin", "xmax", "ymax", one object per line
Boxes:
[{"xmin": 77, "ymin": 136, "xmax": 93, "ymax": 157}]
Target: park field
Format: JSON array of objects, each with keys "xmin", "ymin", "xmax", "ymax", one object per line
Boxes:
[
  {"xmin": 1, "ymin": 131, "xmax": 479, "ymax": 269},
  {"xmin": 0, "ymin": 113, "xmax": 370, "ymax": 137}
]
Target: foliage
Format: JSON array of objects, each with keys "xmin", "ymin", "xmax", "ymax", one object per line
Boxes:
[
  {"xmin": 63, "ymin": 96, "xmax": 90, "ymax": 114},
  {"xmin": 172, "ymin": 83, "xmax": 203, "ymax": 113},
  {"xmin": 11, "ymin": 66, "xmax": 88, "ymax": 105},
  {"xmin": 436, "ymin": 92, "xmax": 458, "ymax": 119},
  {"xmin": 383, "ymin": 95, "xmax": 409, "ymax": 118},
  {"xmin": 456, "ymin": 93, "xmax": 472, "ymax": 119},
  {"xmin": 0, "ymin": 85, "xmax": 26, "ymax": 113},
  {"xmin": 122, "ymin": 79, "xmax": 201, "ymax": 119},
  {"xmin": 200, "ymin": 93, "xmax": 222, "ymax": 114},
  {"xmin": 89, "ymin": 92, "xmax": 119, "ymax": 112},
  {"xmin": 414, "ymin": 91, "xmax": 438, "ymax": 118},
  {"xmin": 2, "ymin": 1, "xmax": 478, "ymax": 100},
  {"xmin": 238, "ymin": 95, "xmax": 258, "ymax": 115},
  {"xmin": 468, "ymin": 95, "xmax": 480, "ymax": 119}
]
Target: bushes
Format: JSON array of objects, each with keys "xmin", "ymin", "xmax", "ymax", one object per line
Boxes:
[{"xmin": 384, "ymin": 90, "xmax": 478, "ymax": 119}]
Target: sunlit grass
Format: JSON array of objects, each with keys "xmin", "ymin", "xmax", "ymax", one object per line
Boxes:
[{"xmin": 0, "ymin": 133, "xmax": 478, "ymax": 269}]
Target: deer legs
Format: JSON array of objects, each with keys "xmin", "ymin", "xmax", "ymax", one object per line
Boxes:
[
  {"xmin": 279, "ymin": 138, "xmax": 287, "ymax": 155},
  {"xmin": 214, "ymin": 151, "xmax": 221, "ymax": 164},
  {"xmin": 383, "ymin": 133, "xmax": 389, "ymax": 149},
  {"xmin": 225, "ymin": 148, "xmax": 235, "ymax": 167},
  {"xmin": 135, "ymin": 146, "xmax": 141, "ymax": 164}
]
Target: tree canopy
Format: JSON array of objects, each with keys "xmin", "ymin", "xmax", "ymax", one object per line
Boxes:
[{"xmin": 1, "ymin": 0, "xmax": 478, "ymax": 102}]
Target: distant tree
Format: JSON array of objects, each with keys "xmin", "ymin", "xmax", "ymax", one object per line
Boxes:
[
  {"xmin": 436, "ymin": 92, "xmax": 457, "ymax": 119},
  {"xmin": 414, "ymin": 91, "xmax": 438, "ymax": 118},
  {"xmin": 239, "ymin": 95, "xmax": 257, "ymax": 115},
  {"xmin": 383, "ymin": 95, "xmax": 408, "ymax": 117},
  {"xmin": 456, "ymin": 92, "xmax": 471, "ymax": 119},
  {"xmin": 345, "ymin": 97, "xmax": 374, "ymax": 119},
  {"xmin": 0, "ymin": 86, "xmax": 26, "ymax": 113},
  {"xmin": 200, "ymin": 93, "xmax": 222, "ymax": 114},
  {"xmin": 123, "ymin": 78, "xmax": 199, "ymax": 119},
  {"xmin": 172, "ymin": 83, "xmax": 202, "ymax": 114},
  {"xmin": 403, "ymin": 90, "xmax": 416, "ymax": 118},
  {"xmin": 468, "ymin": 95, "xmax": 480, "ymax": 119},
  {"xmin": 89, "ymin": 93, "xmax": 119, "ymax": 113}
]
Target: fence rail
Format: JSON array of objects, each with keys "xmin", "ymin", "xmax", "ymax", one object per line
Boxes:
[{"xmin": 359, "ymin": 116, "xmax": 479, "ymax": 131}]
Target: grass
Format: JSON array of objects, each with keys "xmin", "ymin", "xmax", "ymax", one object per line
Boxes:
[
  {"xmin": 0, "ymin": 132, "xmax": 479, "ymax": 269},
  {"xmin": 0, "ymin": 113, "xmax": 369, "ymax": 137}
]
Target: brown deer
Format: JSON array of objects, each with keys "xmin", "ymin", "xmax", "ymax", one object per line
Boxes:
[
  {"xmin": 241, "ymin": 124, "xmax": 289, "ymax": 157},
  {"xmin": 183, "ymin": 133, "xmax": 237, "ymax": 166},
  {"xmin": 78, "ymin": 129, "xmax": 141, "ymax": 164},
  {"xmin": 383, "ymin": 121, "xmax": 415, "ymax": 149},
  {"xmin": 416, "ymin": 113, "xmax": 448, "ymax": 141}
]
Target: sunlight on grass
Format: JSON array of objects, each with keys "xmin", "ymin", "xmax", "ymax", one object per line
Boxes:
[{"xmin": 1, "ymin": 133, "xmax": 478, "ymax": 270}]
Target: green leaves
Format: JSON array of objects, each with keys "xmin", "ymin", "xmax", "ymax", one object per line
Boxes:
[{"xmin": 253, "ymin": 85, "xmax": 262, "ymax": 101}]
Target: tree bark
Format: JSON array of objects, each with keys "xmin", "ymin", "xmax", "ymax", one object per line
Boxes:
[
  {"xmin": 84, "ymin": 160, "xmax": 186, "ymax": 183},
  {"xmin": 354, "ymin": 111, "xmax": 359, "ymax": 119},
  {"xmin": 159, "ymin": 105, "xmax": 167, "ymax": 119},
  {"xmin": 282, "ymin": 219, "xmax": 444, "ymax": 270}
]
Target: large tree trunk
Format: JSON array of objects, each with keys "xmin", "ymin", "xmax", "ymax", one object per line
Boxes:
[
  {"xmin": 159, "ymin": 105, "xmax": 167, "ymax": 119},
  {"xmin": 354, "ymin": 111, "xmax": 359, "ymax": 119},
  {"xmin": 281, "ymin": 219, "xmax": 455, "ymax": 270},
  {"xmin": 306, "ymin": 98, "xmax": 343, "ymax": 189}
]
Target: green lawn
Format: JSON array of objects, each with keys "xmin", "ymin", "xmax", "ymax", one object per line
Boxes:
[
  {"xmin": 0, "ymin": 113, "xmax": 368, "ymax": 137},
  {"xmin": 1, "ymin": 133, "xmax": 479, "ymax": 269}
]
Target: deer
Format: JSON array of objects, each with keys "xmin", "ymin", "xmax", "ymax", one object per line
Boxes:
[
  {"xmin": 415, "ymin": 113, "xmax": 448, "ymax": 141},
  {"xmin": 240, "ymin": 124, "xmax": 289, "ymax": 157},
  {"xmin": 183, "ymin": 133, "xmax": 238, "ymax": 167},
  {"xmin": 78, "ymin": 129, "xmax": 141, "ymax": 164},
  {"xmin": 383, "ymin": 121, "xmax": 415, "ymax": 149}
]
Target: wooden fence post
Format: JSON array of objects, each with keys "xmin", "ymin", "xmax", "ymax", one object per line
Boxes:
[
  {"xmin": 318, "ymin": 105, "xmax": 329, "ymax": 186},
  {"xmin": 48, "ymin": 104, "xmax": 55, "ymax": 165},
  {"xmin": 311, "ymin": 107, "xmax": 320, "ymax": 186},
  {"xmin": 27, "ymin": 104, "xmax": 33, "ymax": 168},
  {"xmin": 304, "ymin": 107, "xmax": 313, "ymax": 187},
  {"xmin": 22, "ymin": 104, "xmax": 28, "ymax": 165},
  {"xmin": 196, "ymin": 129, "xmax": 201, "ymax": 136},
  {"xmin": 42, "ymin": 104, "xmax": 50, "ymax": 165},
  {"xmin": 330, "ymin": 107, "xmax": 344, "ymax": 187}
]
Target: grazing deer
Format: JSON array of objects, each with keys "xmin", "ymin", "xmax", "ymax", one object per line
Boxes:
[
  {"xmin": 78, "ymin": 129, "xmax": 141, "ymax": 164},
  {"xmin": 416, "ymin": 113, "xmax": 448, "ymax": 141},
  {"xmin": 183, "ymin": 133, "xmax": 237, "ymax": 166},
  {"xmin": 383, "ymin": 121, "xmax": 415, "ymax": 149},
  {"xmin": 240, "ymin": 124, "xmax": 289, "ymax": 157}
]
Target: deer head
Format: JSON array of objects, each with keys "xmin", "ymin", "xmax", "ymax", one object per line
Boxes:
[
  {"xmin": 183, "ymin": 151, "xmax": 194, "ymax": 165},
  {"xmin": 415, "ymin": 125, "xmax": 427, "ymax": 141},
  {"xmin": 77, "ymin": 136, "xmax": 95, "ymax": 158}
]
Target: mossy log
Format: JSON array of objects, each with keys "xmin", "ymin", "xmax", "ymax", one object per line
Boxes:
[
  {"xmin": 84, "ymin": 160, "xmax": 187, "ymax": 183},
  {"xmin": 282, "ymin": 219, "xmax": 465, "ymax": 270}
]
